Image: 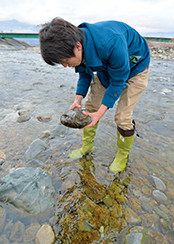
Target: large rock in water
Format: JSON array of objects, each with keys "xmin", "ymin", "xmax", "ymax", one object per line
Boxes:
[
  {"xmin": 60, "ymin": 109, "xmax": 92, "ymax": 128},
  {"xmin": 0, "ymin": 167, "xmax": 55, "ymax": 214}
]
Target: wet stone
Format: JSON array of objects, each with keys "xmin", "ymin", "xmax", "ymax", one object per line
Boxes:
[
  {"xmin": 126, "ymin": 233, "xmax": 144, "ymax": 244},
  {"xmin": 60, "ymin": 109, "xmax": 92, "ymax": 128},
  {"xmin": 152, "ymin": 190, "xmax": 167, "ymax": 203},
  {"xmin": 37, "ymin": 114, "xmax": 52, "ymax": 122},
  {"xmin": 40, "ymin": 130, "xmax": 51, "ymax": 139},
  {"xmin": 141, "ymin": 202, "xmax": 153, "ymax": 213},
  {"xmin": 0, "ymin": 167, "xmax": 55, "ymax": 214},
  {"xmin": 35, "ymin": 224, "xmax": 55, "ymax": 244},
  {"xmin": 25, "ymin": 138, "xmax": 47, "ymax": 161},
  {"xmin": 153, "ymin": 207, "xmax": 169, "ymax": 220},
  {"xmin": 159, "ymin": 204, "xmax": 169, "ymax": 214},
  {"xmin": 17, "ymin": 114, "xmax": 31, "ymax": 123},
  {"xmin": 10, "ymin": 221, "xmax": 25, "ymax": 242},
  {"xmin": 150, "ymin": 175, "xmax": 166, "ymax": 191},
  {"xmin": 24, "ymin": 223, "xmax": 41, "ymax": 243},
  {"xmin": 141, "ymin": 213, "xmax": 159, "ymax": 228}
]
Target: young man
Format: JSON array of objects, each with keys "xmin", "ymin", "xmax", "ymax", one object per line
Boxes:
[{"xmin": 39, "ymin": 17, "xmax": 150, "ymax": 173}]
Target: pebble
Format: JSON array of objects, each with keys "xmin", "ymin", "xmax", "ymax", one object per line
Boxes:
[
  {"xmin": 153, "ymin": 207, "xmax": 169, "ymax": 220},
  {"xmin": 152, "ymin": 190, "xmax": 167, "ymax": 203},
  {"xmin": 150, "ymin": 175, "xmax": 166, "ymax": 191},
  {"xmin": 17, "ymin": 114, "xmax": 31, "ymax": 123},
  {"xmin": 141, "ymin": 202, "xmax": 153, "ymax": 213},
  {"xmin": 141, "ymin": 214, "xmax": 159, "ymax": 228},
  {"xmin": 40, "ymin": 130, "xmax": 51, "ymax": 139},
  {"xmin": 35, "ymin": 224, "xmax": 55, "ymax": 244},
  {"xmin": 126, "ymin": 233, "xmax": 144, "ymax": 244},
  {"xmin": 10, "ymin": 221, "xmax": 25, "ymax": 242},
  {"xmin": 37, "ymin": 114, "xmax": 52, "ymax": 122},
  {"xmin": 24, "ymin": 223, "xmax": 41, "ymax": 243},
  {"xmin": 159, "ymin": 204, "xmax": 169, "ymax": 214},
  {"xmin": 61, "ymin": 178, "xmax": 74, "ymax": 191}
]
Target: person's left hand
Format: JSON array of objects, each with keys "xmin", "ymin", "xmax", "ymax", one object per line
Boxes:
[
  {"xmin": 82, "ymin": 111, "xmax": 100, "ymax": 129},
  {"xmin": 81, "ymin": 104, "xmax": 108, "ymax": 129}
]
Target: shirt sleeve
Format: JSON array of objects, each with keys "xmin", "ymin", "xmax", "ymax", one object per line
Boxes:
[
  {"xmin": 76, "ymin": 72, "xmax": 92, "ymax": 97},
  {"xmin": 102, "ymin": 38, "xmax": 130, "ymax": 108}
]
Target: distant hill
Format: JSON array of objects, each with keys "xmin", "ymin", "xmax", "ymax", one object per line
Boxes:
[
  {"xmin": 0, "ymin": 19, "xmax": 40, "ymax": 33},
  {"xmin": 0, "ymin": 19, "xmax": 40, "ymax": 46},
  {"xmin": 144, "ymin": 32, "xmax": 174, "ymax": 38}
]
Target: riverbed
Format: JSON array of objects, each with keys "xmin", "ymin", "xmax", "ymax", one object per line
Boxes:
[{"xmin": 0, "ymin": 46, "xmax": 174, "ymax": 243}]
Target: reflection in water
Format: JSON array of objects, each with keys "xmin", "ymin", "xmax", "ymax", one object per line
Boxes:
[{"xmin": 0, "ymin": 49, "xmax": 174, "ymax": 243}]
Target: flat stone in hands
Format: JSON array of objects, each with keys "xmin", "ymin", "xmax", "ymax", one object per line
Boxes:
[{"xmin": 60, "ymin": 109, "xmax": 92, "ymax": 128}]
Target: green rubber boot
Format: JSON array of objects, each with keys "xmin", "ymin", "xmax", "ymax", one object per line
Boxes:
[
  {"xmin": 109, "ymin": 129, "xmax": 135, "ymax": 173},
  {"xmin": 68, "ymin": 122, "xmax": 98, "ymax": 159}
]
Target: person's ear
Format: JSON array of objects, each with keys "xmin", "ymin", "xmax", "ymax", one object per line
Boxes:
[{"xmin": 76, "ymin": 41, "xmax": 82, "ymax": 50}]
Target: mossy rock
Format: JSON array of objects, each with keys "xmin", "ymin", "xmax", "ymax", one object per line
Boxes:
[{"xmin": 60, "ymin": 109, "xmax": 91, "ymax": 128}]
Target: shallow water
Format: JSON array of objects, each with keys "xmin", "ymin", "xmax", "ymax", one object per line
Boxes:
[{"xmin": 0, "ymin": 48, "xmax": 174, "ymax": 243}]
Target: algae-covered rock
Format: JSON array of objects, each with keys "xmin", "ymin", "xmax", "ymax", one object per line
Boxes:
[
  {"xmin": 93, "ymin": 205, "xmax": 110, "ymax": 226},
  {"xmin": 60, "ymin": 109, "xmax": 92, "ymax": 128}
]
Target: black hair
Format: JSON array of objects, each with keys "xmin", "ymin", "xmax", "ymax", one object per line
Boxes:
[{"xmin": 39, "ymin": 17, "xmax": 84, "ymax": 65}]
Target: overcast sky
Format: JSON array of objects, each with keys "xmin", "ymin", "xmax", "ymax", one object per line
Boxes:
[{"xmin": 0, "ymin": 0, "xmax": 174, "ymax": 34}]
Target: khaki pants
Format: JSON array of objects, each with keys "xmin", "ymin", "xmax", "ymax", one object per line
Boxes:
[{"xmin": 85, "ymin": 66, "xmax": 150, "ymax": 130}]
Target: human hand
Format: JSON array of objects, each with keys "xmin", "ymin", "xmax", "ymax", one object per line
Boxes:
[
  {"xmin": 82, "ymin": 104, "xmax": 108, "ymax": 129},
  {"xmin": 82, "ymin": 111, "xmax": 100, "ymax": 128},
  {"xmin": 69, "ymin": 95, "xmax": 83, "ymax": 110}
]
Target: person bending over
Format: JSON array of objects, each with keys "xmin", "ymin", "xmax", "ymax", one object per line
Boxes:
[{"xmin": 39, "ymin": 17, "xmax": 150, "ymax": 173}]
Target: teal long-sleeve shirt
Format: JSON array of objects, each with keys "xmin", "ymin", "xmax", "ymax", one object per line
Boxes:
[{"xmin": 75, "ymin": 20, "xmax": 150, "ymax": 108}]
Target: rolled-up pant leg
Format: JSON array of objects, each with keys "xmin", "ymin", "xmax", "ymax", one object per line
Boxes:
[
  {"xmin": 85, "ymin": 73, "xmax": 106, "ymax": 113},
  {"xmin": 115, "ymin": 66, "xmax": 150, "ymax": 131}
]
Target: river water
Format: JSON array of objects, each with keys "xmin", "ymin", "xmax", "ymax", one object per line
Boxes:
[{"xmin": 0, "ymin": 48, "xmax": 174, "ymax": 243}]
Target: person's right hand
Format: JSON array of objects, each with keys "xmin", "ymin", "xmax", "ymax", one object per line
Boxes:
[{"xmin": 69, "ymin": 94, "xmax": 83, "ymax": 110}]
